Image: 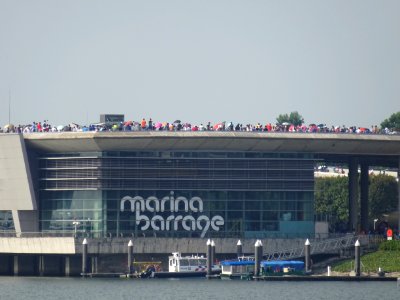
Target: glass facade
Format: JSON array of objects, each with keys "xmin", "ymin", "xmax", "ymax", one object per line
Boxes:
[
  {"xmin": 0, "ymin": 211, "xmax": 14, "ymax": 231},
  {"xmin": 38, "ymin": 151, "xmax": 315, "ymax": 238}
]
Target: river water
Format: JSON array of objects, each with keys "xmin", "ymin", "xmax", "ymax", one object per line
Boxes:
[{"xmin": 0, "ymin": 277, "xmax": 398, "ymax": 300}]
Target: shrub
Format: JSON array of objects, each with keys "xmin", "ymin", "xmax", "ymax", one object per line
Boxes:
[{"xmin": 378, "ymin": 240, "xmax": 400, "ymax": 251}]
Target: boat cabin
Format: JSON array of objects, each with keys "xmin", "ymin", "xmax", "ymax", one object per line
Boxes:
[{"xmin": 168, "ymin": 252, "xmax": 209, "ymax": 272}]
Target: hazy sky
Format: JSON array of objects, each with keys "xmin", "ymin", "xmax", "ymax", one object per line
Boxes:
[{"xmin": 1, "ymin": 0, "xmax": 399, "ymax": 127}]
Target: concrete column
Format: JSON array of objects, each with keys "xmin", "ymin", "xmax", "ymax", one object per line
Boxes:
[
  {"xmin": 360, "ymin": 162, "xmax": 369, "ymax": 233},
  {"xmin": 65, "ymin": 256, "xmax": 70, "ymax": 277},
  {"xmin": 348, "ymin": 158, "xmax": 359, "ymax": 232},
  {"xmin": 91, "ymin": 256, "xmax": 97, "ymax": 274},
  {"xmin": 82, "ymin": 238, "xmax": 88, "ymax": 275},
  {"xmin": 254, "ymin": 240, "xmax": 262, "ymax": 278},
  {"xmin": 237, "ymin": 240, "xmax": 243, "ymax": 257},
  {"xmin": 38, "ymin": 255, "xmax": 44, "ymax": 276},
  {"xmin": 211, "ymin": 240, "xmax": 215, "ymax": 265},
  {"xmin": 13, "ymin": 256, "xmax": 18, "ymax": 276},
  {"xmin": 355, "ymin": 240, "xmax": 361, "ymax": 276},
  {"xmin": 304, "ymin": 239, "xmax": 311, "ymax": 273},
  {"xmin": 127, "ymin": 240, "xmax": 133, "ymax": 274},
  {"xmin": 206, "ymin": 239, "xmax": 212, "ymax": 278}
]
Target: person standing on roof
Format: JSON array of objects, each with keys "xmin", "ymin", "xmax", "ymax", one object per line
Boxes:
[{"xmin": 141, "ymin": 118, "xmax": 146, "ymax": 130}]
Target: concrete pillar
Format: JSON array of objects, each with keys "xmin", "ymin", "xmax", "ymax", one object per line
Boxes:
[
  {"xmin": 254, "ymin": 240, "xmax": 262, "ymax": 278},
  {"xmin": 65, "ymin": 256, "xmax": 70, "ymax": 277},
  {"xmin": 304, "ymin": 239, "xmax": 311, "ymax": 273},
  {"xmin": 206, "ymin": 239, "xmax": 212, "ymax": 278},
  {"xmin": 127, "ymin": 240, "xmax": 133, "ymax": 274},
  {"xmin": 348, "ymin": 158, "xmax": 359, "ymax": 232},
  {"xmin": 237, "ymin": 240, "xmax": 243, "ymax": 257},
  {"xmin": 211, "ymin": 240, "xmax": 215, "ymax": 265},
  {"xmin": 355, "ymin": 240, "xmax": 361, "ymax": 276},
  {"xmin": 91, "ymin": 256, "xmax": 97, "ymax": 274},
  {"xmin": 38, "ymin": 255, "xmax": 44, "ymax": 276},
  {"xmin": 13, "ymin": 256, "xmax": 18, "ymax": 276},
  {"xmin": 360, "ymin": 162, "xmax": 369, "ymax": 233},
  {"xmin": 82, "ymin": 238, "xmax": 88, "ymax": 275}
]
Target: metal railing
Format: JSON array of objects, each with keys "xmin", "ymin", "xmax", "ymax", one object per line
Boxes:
[{"xmin": 262, "ymin": 234, "xmax": 380, "ymax": 261}]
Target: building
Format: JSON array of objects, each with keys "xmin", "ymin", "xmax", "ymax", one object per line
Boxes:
[
  {"xmin": 0, "ymin": 131, "xmax": 399, "ymax": 276},
  {"xmin": 1, "ymin": 131, "xmax": 399, "ymax": 239},
  {"xmin": 0, "ymin": 132, "xmax": 317, "ymax": 239}
]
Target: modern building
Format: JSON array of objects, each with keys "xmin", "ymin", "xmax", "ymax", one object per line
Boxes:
[{"xmin": 1, "ymin": 131, "xmax": 399, "ymax": 240}]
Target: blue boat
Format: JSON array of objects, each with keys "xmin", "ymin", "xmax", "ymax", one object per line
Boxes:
[
  {"xmin": 220, "ymin": 257, "xmax": 255, "ymax": 280},
  {"xmin": 220, "ymin": 257, "xmax": 305, "ymax": 279},
  {"xmin": 261, "ymin": 260, "xmax": 305, "ymax": 276}
]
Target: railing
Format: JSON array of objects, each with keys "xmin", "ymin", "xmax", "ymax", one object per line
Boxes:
[
  {"xmin": 262, "ymin": 234, "xmax": 382, "ymax": 261},
  {"xmin": 0, "ymin": 231, "xmax": 75, "ymax": 238}
]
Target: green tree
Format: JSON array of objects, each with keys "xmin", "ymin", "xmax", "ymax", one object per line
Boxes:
[
  {"xmin": 314, "ymin": 174, "xmax": 398, "ymax": 232},
  {"xmin": 314, "ymin": 177, "xmax": 349, "ymax": 231},
  {"xmin": 276, "ymin": 111, "xmax": 304, "ymax": 126},
  {"xmin": 369, "ymin": 174, "xmax": 398, "ymax": 220},
  {"xmin": 380, "ymin": 111, "xmax": 400, "ymax": 130}
]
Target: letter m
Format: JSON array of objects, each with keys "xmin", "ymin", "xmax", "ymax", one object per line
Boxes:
[{"xmin": 120, "ymin": 196, "xmax": 145, "ymax": 212}]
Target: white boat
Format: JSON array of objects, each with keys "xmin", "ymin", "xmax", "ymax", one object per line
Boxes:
[{"xmin": 168, "ymin": 252, "xmax": 221, "ymax": 273}]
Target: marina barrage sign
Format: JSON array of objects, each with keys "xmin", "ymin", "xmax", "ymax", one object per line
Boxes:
[{"xmin": 120, "ymin": 192, "xmax": 224, "ymax": 238}]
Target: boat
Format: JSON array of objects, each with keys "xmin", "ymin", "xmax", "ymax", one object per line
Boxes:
[
  {"xmin": 261, "ymin": 260, "xmax": 305, "ymax": 276},
  {"xmin": 220, "ymin": 256, "xmax": 305, "ymax": 280},
  {"xmin": 152, "ymin": 252, "xmax": 221, "ymax": 278},
  {"xmin": 220, "ymin": 256, "xmax": 255, "ymax": 280}
]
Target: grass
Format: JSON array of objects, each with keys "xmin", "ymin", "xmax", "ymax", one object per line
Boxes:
[{"xmin": 332, "ymin": 241, "xmax": 400, "ymax": 273}]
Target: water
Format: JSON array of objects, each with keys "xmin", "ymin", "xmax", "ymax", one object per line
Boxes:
[{"xmin": 0, "ymin": 277, "xmax": 398, "ymax": 300}]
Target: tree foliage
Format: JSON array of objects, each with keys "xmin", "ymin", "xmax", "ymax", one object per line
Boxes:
[
  {"xmin": 314, "ymin": 177, "xmax": 349, "ymax": 231},
  {"xmin": 368, "ymin": 174, "xmax": 398, "ymax": 220},
  {"xmin": 276, "ymin": 111, "xmax": 304, "ymax": 126},
  {"xmin": 314, "ymin": 174, "xmax": 398, "ymax": 232},
  {"xmin": 380, "ymin": 111, "xmax": 400, "ymax": 130}
]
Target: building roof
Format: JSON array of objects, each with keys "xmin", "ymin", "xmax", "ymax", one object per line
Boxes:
[{"xmin": 19, "ymin": 132, "xmax": 400, "ymax": 158}]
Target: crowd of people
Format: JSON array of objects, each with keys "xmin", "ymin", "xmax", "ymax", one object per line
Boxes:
[{"xmin": 0, "ymin": 118, "xmax": 398, "ymax": 135}]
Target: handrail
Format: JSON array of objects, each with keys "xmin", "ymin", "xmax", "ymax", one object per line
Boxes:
[{"xmin": 262, "ymin": 234, "xmax": 381, "ymax": 261}]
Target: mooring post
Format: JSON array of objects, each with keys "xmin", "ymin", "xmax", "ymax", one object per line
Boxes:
[
  {"xmin": 127, "ymin": 240, "xmax": 133, "ymax": 276},
  {"xmin": 237, "ymin": 240, "xmax": 243, "ymax": 258},
  {"xmin": 206, "ymin": 239, "xmax": 212, "ymax": 278},
  {"xmin": 355, "ymin": 239, "xmax": 361, "ymax": 276},
  {"xmin": 211, "ymin": 240, "xmax": 216, "ymax": 266},
  {"xmin": 82, "ymin": 238, "xmax": 88, "ymax": 276},
  {"xmin": 305, "ymin": 238, "xmax": 311, "ymax": 273},
  {"xmin": 254, "ymin": 240, "xmax": 262, "ymax": 279}
]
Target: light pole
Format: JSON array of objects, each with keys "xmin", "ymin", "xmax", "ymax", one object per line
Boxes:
[
  {"xmin": 73, "ymin": 221, "xmax": 80, "ymax": 237},
  {"xmin": 373, "ymin": 219, "xmax": 378, "ymax": 231}
]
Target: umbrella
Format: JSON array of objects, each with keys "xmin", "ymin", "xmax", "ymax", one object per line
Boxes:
[
  {"xmin": 173, "ymin": 120, "xmax": 181, "ymax": 124},
  {"xmin": 124, "ymin": 121, "xmax": 133, "ymax": 126},
  {"xmin": 57, "ymin": 125, "xmax": 64, "ymax": 131},
  {"xmin": 282, "ymin": 122, "xmax": 290, "ymax": 126},
  {"xmin": 4, "ymin": 124, "xmax": 14, "ymax": 130},
  {"xmin": 213, "ymin": 123, "xmax": 223, "ymax": 130},
  {"xmin": 155, "ymin": 122, "xmax": 163, "ymax": 129}
]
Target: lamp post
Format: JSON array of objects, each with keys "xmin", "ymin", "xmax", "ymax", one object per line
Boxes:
[
  {"xmin": 73, "ymin": 221, "xmax": 80, "ymax": 237},
  {"xmin": 373, "ymin": 219, "xmax": 378, "ymax": 231}
]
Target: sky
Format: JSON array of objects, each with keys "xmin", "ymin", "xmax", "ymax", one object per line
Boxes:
[{"xmin": 0, "ymin": 0, "xmax": 399, "ymax": 127}]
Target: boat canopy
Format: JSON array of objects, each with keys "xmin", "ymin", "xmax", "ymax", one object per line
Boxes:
[
  {"xmin": 261, "ymin": 260, "xmax": 304, "ymax": 271},
  {"xmin": 220, "ymin": 260, "xmax": 256, "ymax": 266}
]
